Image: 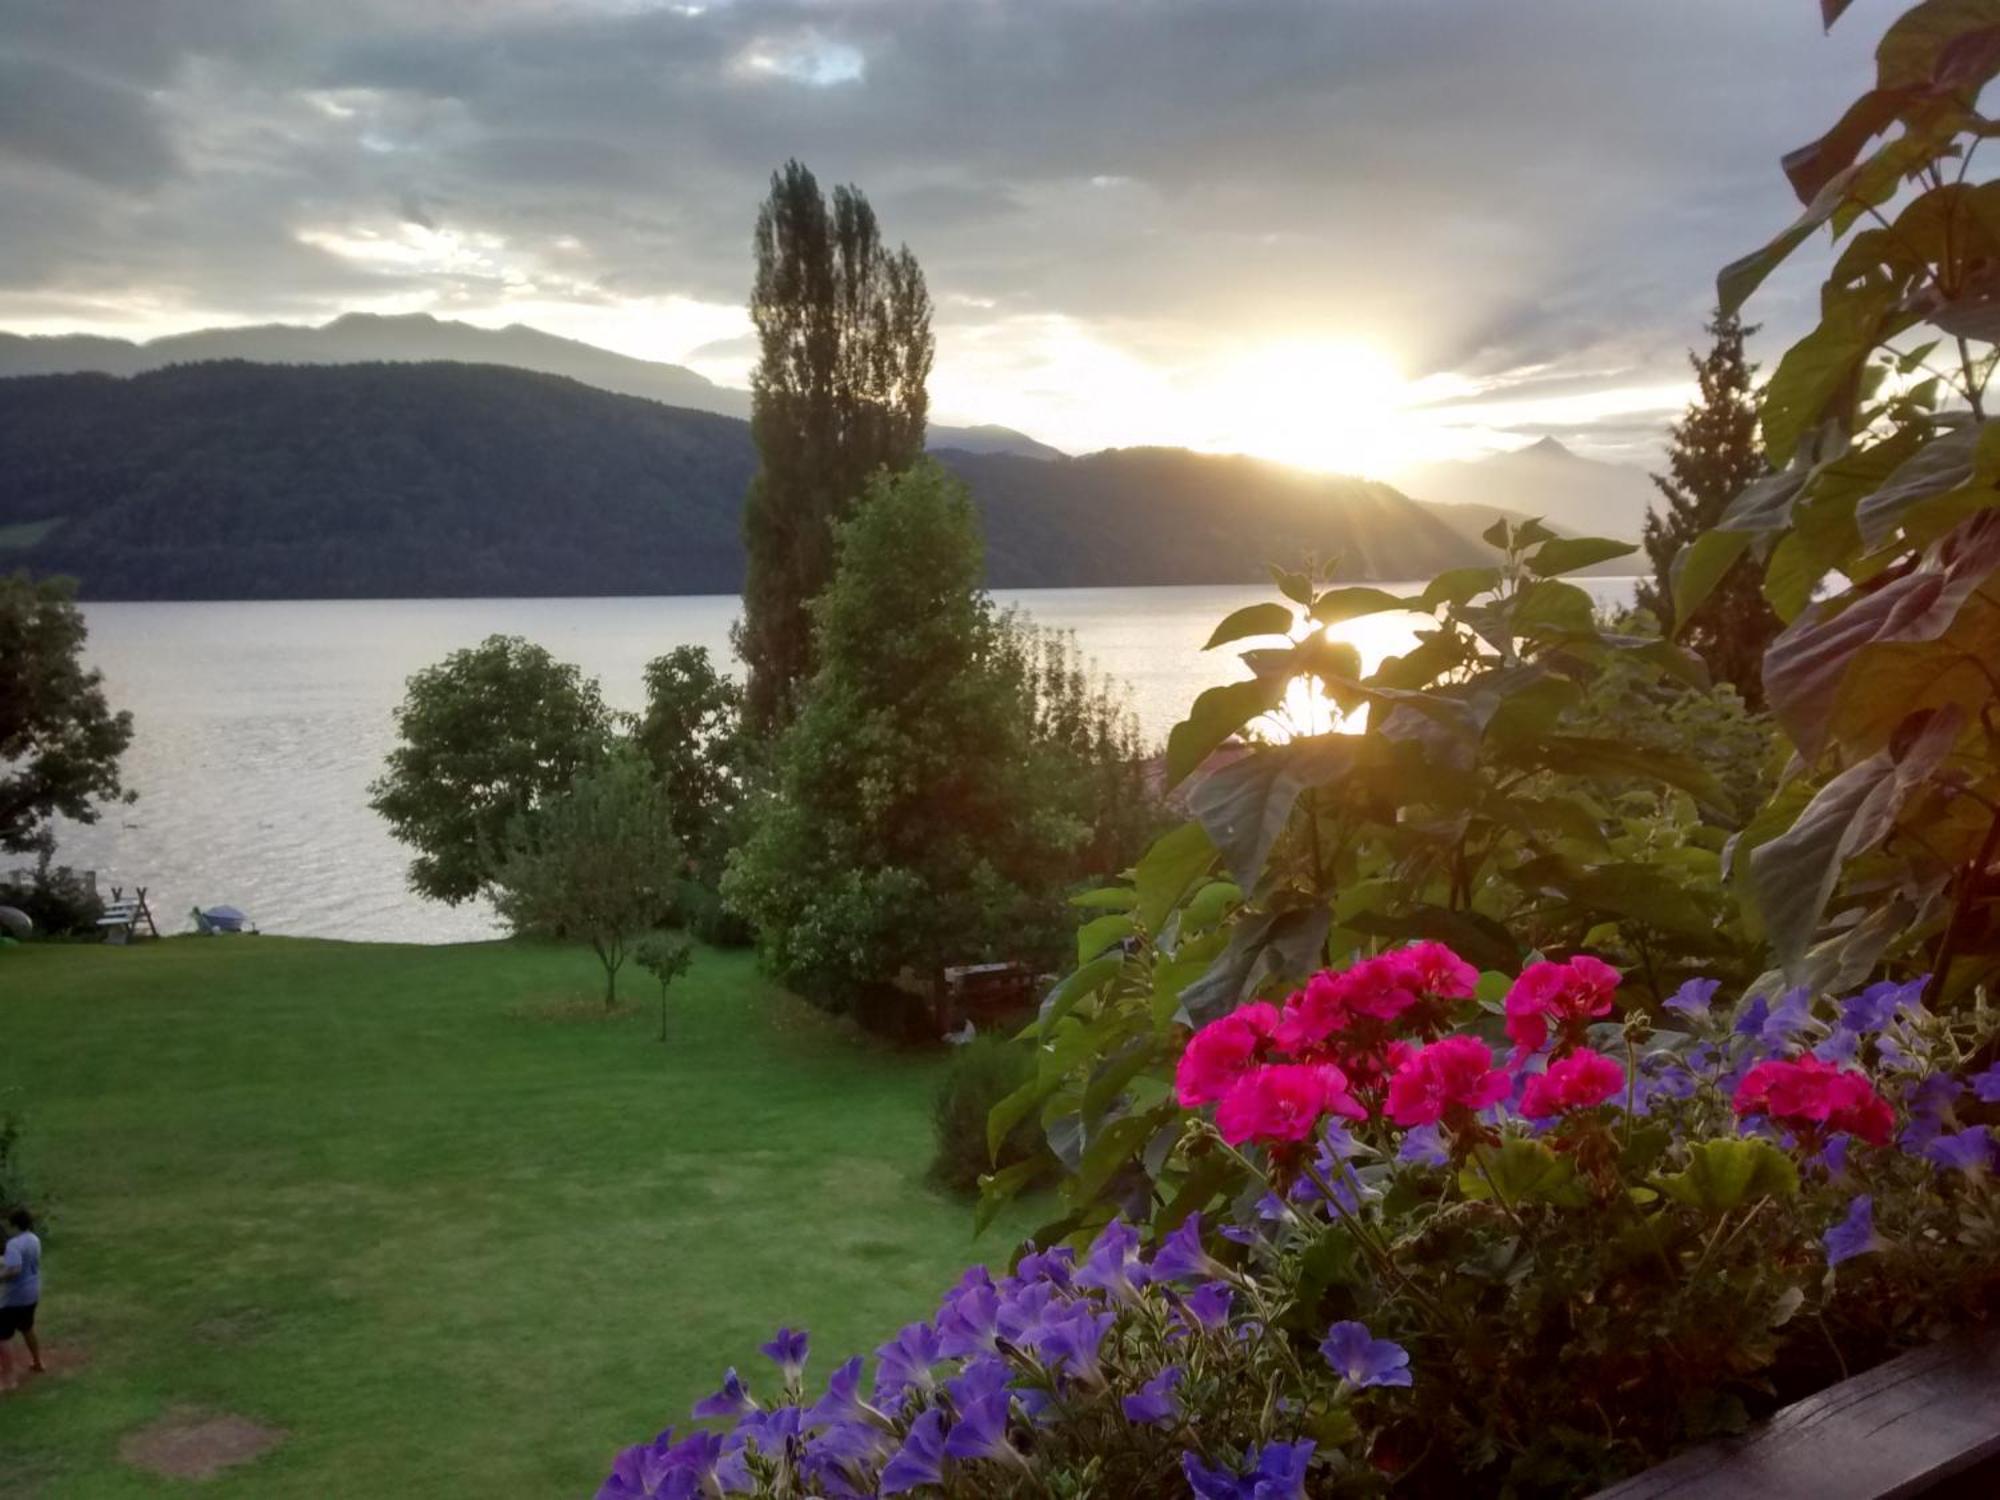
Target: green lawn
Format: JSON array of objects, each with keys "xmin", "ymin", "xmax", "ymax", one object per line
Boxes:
[{"xmin": 0, "ymin": 937, "xmax": 1023, "ymax": 1497}]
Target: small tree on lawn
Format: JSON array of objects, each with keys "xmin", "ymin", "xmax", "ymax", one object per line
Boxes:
[
  {"xmin": 1, "ymin": 570, "xmax": 134, "ymax": 856},
  {"xmin": 723, "ymin": 460, "xmax": 1092, "ymax": 1015},
  {"xmin": 370, "ymin": 635, "xmax": 612, "ymax": 904},
  {"xmin": 490, "ymin": 749, "xmax": 682, "ymax": 1010},
  {"xmin": 634, "ymin": 932, "xmax": 694, "ymax": 1042},
  {"xmin": 632, "ymin": 645, "xmax": 750, "ymax": 881}
]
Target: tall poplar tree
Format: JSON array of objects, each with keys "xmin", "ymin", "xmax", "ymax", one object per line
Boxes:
[
  {"xmin": 1636, "ymin": 312, "xmax": 1777, "ymax": 707},
  {"xmin": 735, "ymin": 160, "xmax": 934, "ymax": 732}
]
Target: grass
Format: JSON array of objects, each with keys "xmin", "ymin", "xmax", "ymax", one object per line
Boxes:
[{"xmin": 0, "ymin": 936, "xmax": 1029, "ymax": 1497}]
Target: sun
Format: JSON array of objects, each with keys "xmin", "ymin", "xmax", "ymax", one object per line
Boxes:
[{"xmin": 1197, "ymin": 340, "xmax": 1429, "ymax": 478}]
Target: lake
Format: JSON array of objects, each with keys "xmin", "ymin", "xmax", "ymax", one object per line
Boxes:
[{"xmin": 46, "ymin": 581, "xmax": 1638, "ymax": 943}]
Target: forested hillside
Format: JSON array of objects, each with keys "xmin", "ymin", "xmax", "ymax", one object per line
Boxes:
[{"xmin": 0, "ymin": 361, "xmax": 1503, "ymax": 599}]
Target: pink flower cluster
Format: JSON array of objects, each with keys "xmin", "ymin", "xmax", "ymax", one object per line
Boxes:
[
  {"xmin": 1733, "ymin": 1055, "xmax": 1894, "ymax": 1147},
  {"xmin": 1176, "ymin": 947, "xmax": 1634, "ymax": 1149},
  {"xmin": 1504, "ymin": 957, "xmax": 1620, "ymax": 1061}
]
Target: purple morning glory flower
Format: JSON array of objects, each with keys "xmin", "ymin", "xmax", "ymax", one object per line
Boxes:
[
  {"xmin": 1182, "ymin": 1280, "xmax": 1234, "ymax": 1330},
  {"xmin": 1974, "ymin": 1062, "xmax": 2000, "ymax": 1104},
  {"xmin": 1924, "ymin": 1126, "xmax": 1995, "ymax": 1174},
  {"xmin": 691, "ymin": 1367, "xmax": 757, "ymax": 1420},
  {"xmin": 1074, "ymin": 1218, "xmax": 1151, "ymax": 1301},
  {"xmin": 936, "ymin": 1280, "xmax": 1002, "ymax": 1359},
  {"xmin": 760, "ymin": 1326, "xmax": 809, "ymax": 1385},
  {"xmin": 1011, "ymin": 1244, "xmax": 1075, "ymax": 1289},
  {"xmin": 1761, "ymin": 987, "xmax": 1815, "ymax": 1049},
  {"xmin": 879, "ymin": 1408, "xmax": 948, "ymax": 1495},
  {"xmin": 1825, "ymin": 1195, "xmax": 1885, "ymax": 1266},
  {"xmin": 1815, "ymin": 1028, "xmax": 1861, "ymax": 1066},
  {"xmin": 1665, "ymin": 977, "xmax": 1720, "ymax": 1017},
  {"xmin": 1182, "ymin": 1439, "xmax": 1317, "ymax": 1500},
  {"xmin": 1151, "ymin": 1212, "xmax": 1224, "ymax": 1284},
  {"xmin": 1122, "ymin": 1365, "xmax": 1183, "ymax": 1427},
  {"xmin": 1398, "ymin": 1122, "xmax": 1449, "ymax": 1167},
  {"xmin": 1039, "ymin": 1302, "xmax": 1117, "ymax": 1380},
  {"xmin": 1732, "ymin": 993, "xmax": 1771, "ymax": 1040},
  {"xmin": 1319, "ymin": 1321, "xmax": 1413, "ymax": 1389},
  {"xmin": 872, "ymin": 1322, "xmax": 942, "ymax": 1407},
  {"xmin": 807, "ymin": 1355, "xmax": 870, "ymax": 1427}
]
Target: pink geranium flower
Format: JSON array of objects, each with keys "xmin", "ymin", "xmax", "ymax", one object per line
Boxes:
[
  {"xmin": 1733, "ymin": 1056, "xmax": 1894, "ymax": 1147},
  {"xmin": 1503, "ymin": 956, "xmax": 1621, "ymax": 1059},
  {"xmin": 1389, "ymin": 941, "xmax": 1479, "ymax": 1000},
  {"xmin": 1272, "ymin": 970, "xmax": 1351, "ymax": 1052},
  {"xmin": 1384, "ymin": 1035, "xmax": 1512, "ymax": 1127},
  {"xmin": 1519, "ymin": 1049, "xmax": 1626, "ymax": 1119},
  {"xmin": 1174, "ymin": 1002, "xmax": 1280, "ymax": 1107},
  {"xmin": 1215, "ymin": 1063, "xmax": 1365, "ymax": 1145}
]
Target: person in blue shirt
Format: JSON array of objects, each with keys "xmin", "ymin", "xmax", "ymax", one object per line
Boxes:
[{"xmin": 0, "ymin": 1206, "xmax": 44, "ymax": 1389}]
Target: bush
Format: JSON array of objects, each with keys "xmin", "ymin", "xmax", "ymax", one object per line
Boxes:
[
  {"xmin": 0, "ymin": 1100, "xmax": 49, "ymax": 1234},
  {"xmin": 0, "ymin": 862, "xmax": 103, "ymax": 937},
  {"xmin": 927, "ymin": 1035, "xmax": 1049, "ymax": 1196},
  {"xmin": 668, "ymin": 877, "xmax": 754, "ymax": 949}
]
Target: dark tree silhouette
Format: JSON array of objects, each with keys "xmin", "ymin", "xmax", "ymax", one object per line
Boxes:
[
  {"xmin": 1637, "ymin": 312, "xmax": 1778, "ymax": 707},
  {"xmin": 735, "ymin": 160, "xmax": 934, "ymax": 733}
]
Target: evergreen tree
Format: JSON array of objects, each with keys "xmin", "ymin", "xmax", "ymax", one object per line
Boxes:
[
  {"xmin": 1636, "ymin": 312, "xmax": 1777, "ymax": 706},
  {"xmin": 735, "ymin": 160, "xmax": 934, "ymax": 733}
]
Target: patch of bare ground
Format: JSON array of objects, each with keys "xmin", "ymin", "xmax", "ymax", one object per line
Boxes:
[{"xmin": 119, "ymin": 1410, "xmax": 286, "ymax": 1481}]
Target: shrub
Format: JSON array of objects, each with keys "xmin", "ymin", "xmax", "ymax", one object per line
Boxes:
[
  {"xmin": 0, "ymin": 861, "xmax": 103, "ymax": 937},
  {"xmin": 928, "ymin": 1036, "xmax": 1048, "ymax": 1196},
  {"xmin": 0, "ymin": 1101, "xmax": 49, "ymax": 1234}
]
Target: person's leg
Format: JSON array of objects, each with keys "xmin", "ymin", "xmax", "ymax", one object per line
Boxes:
[{"xmin": 22, "ymin": 1322, "xmax": 43, "ymax": 1372}]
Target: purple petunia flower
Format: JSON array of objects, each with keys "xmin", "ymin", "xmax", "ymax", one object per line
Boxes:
[
  {"xmin": 1121, "ymin": 1365, "xmax": 1183, "ymax": 1427},
  {"xmin": 1971, "ymin": 1062, "xmax": 2000, "ymax": 1105},
  {"xmin": 1151, "ymin": 1212, "xmax": 1225, "ymax": 1284},
  {"xmin": 1218, "ymin": 1222, "xmax": 1261, "ymax": 1247},
  {"xmin": 944, "ymin": 1391, "xmax": 1017, "ymax": 1464},
  {"xmin": 1901, "ymin": 1073, "xmax": 1963, "ymax": 1153},
  {"xmin": 1664, "ymin": 977, "xmax": 1720, "ymax": 1017},
  {"xmin": 872, "ymin": 1322, "xmax": 942, "ymax": 1408},
  {"xmin": 995, "ymin": 1280, "xmax": 1061, "ymax": 1351},
  {"xmin": 807, "ymin": 1355, "xmax": 870, "ymax": 1427},
  {"xmin": 1924, "ymin": 1126, "xmax": 1995, "ymax": 1175},
  {"xmin": 1320, "ymin": 1320, "xmax": 1413, "ymax": 1389},
  {"xmin": 1825, "ymin": 1195, "xmax": 1886, "ymax": 1267},
  {"xmin": 690, "ymin": 1367, "xmax": 756, "ymax": 1421},
  {"xmin": 1398, "ymin": 1122, "xmax": 1449, "ymax": 1167},
  {"xmin": 1074, "ymin": 1218, "xmax": 1151, "ymax": 1301},
  {"xmin": 760, "ymin": 1326, "xmax": 809, "ymax": 1386},
  {"xmin": 1039, "ymin": 1303, "xmax": 1117, "ymax": 1381},
  {"xmin": 1182, "ymin": 1280, "xmax": 1234, "ymax": 1331},
  {"xmin": 936, "ymin": 1278, "xmax": 1002, "ymax": 1359},
  {"xmin": 1841, "ymin": 978, "xmax": 1924, "ymax": 1036},
  {"xmin": 1732, "ymin": 993, "xmax": 1771, "ymax": 1040},
  {"xmin": 1760, "ymin": 987, "xmax": 1814, "ymax": 1050},
  {"xmin": 1011, "ymin": 1244, "xmax": 1075, "ymax": 1290},
  {"xmin": 879, "ymin": 1408, "xmax": 948, "ymax": 1495},
  {"xmin": 1815, "ymin": 1028, "xmax": 1861, "ymax": 1066},
  {"xmin": 1816, "ymin": 1132, "xmax": 1851, "ymax": 1178},
  {"xmin": 1182, "ymin": 1439, "xmax": 1317, "ymax": 1500}
]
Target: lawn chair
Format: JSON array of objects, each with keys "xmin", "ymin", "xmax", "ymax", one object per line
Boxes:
[{"xmin": 98, "ymin": 885, "xmax": 161, "ymax": 944}]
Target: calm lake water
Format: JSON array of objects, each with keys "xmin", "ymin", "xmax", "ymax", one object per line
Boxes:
[{"xmin": 48, "ymin": 582, "xmax": 1637, "ymax": 943}]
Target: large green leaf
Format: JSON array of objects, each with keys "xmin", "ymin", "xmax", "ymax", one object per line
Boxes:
[
  {"xmin": 1188, "ymin": 735, "xmax": 1356, "ymax": 889},
  {"xmin": 1527, "ymin": 536, "xmax": 1638, "ymax": 578},
  {"xmin": 1164, "ymin": 677, "xmax": 1283, "ymax": 787},
  {"xmin": 1671, "ymin": 529, "xmax": 1754, "ymax": 628},
  {"xmin": 1781, "ymin": 87, "xmax": 1912, "ymax": 204},
  {"xmin": 1204, "ymin": 602, "xmax": 1298, "ymax": 651},
  {"xmin": 1133, "ymin": 819, "xmax": 1219, "ymax": 935},
  {"xmin": 1310, "ymin": 586, "xmax": 1413, "ymax": 627},
  {"xmin": 1719, "ymin": 163, "xmax": 1867, "ymax": 319},
  {"xmin": 1179, "ymin": 904, "xmax": 1332, "ymax": 1022},
  {"xmin": 1655, "ymin": 1139, "xmax": 1798, "ymax": 1216},
  {"xmin": 1749, "ymin": 705, "xmax": 1964, "ymax": 968},
  {"xmin": 1509, "ymin": 856, "xmax": 1720, "ymax": 942},
  {"xmin": 1077, "ymin": 912, "xmax": 1135, "ymax": 966},
  {"xmin": 1877, "ymin": 0, "xmax": 2000, "ymax": 92},
  {"xmin": 1853, "ymin": 423, "xmax": 1986, "ymax": 548},
  {"xmin": 1036, "ymin": 953, "xmax": 1124, "ymax": 1032},
  {"xmin": 1418, "ymin": 567, "xmax": 1503, "ymax": 612},
  {"xmin": 1459, "ymin": 1139, "xmax": 1588, "ymax": 1209},
  {"xmin": 1760, "ymin": 281, "xmax": 1902, "ymax": 466},
  {"xmin": 1510, "ymin": 735, "xmax": 1721, "ymax": 802}
]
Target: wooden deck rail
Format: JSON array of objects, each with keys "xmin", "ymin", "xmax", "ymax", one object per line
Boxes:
[{"xmin": 1591, "ymin": 1329, "xmax": 2000, "ymax": 1499}]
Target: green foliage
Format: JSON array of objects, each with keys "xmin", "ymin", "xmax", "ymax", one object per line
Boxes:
[
  {"xmin": 489, "ymin": 748, "xmax": 683, "ymax": 1009},
  {"xmin": 725, "ymin": 461, "xmax": 1146, "ymax": 1019},
  {"xmin": 1690, "ymin": 0, "xmax": 2000, "ymax": 999},
  {"xmin": 370, "ymin": 635, "xmax": 613, "ymax": 905},
  {"xmin": 1636, "ymin": 313, "xmax": 1783, "ymax": 707},
  {"xmin": 633, "ymin": 645, "xmax": 751, "ymax": 885},
  {"xmin": 0, "ymin": 570, "xmax": 133, "ymax": 856},
  {"xmin": 0, "ymin": 1100, "xmax": 47, "ymax": 1231},
  {"xmin": 736, "ymin": 160, "xmax": 935, "ymax": 733},
  {"xmin": 928, "ymin": 1035, "xmax": 1051, "ymax": 1196},
  {"xmin": 634, "ymin": 931, "xmax": 695, "ymax": 1042},
  {"xmin": 0, "ymin": 856, "xmax": 104, "ymax": 938}
]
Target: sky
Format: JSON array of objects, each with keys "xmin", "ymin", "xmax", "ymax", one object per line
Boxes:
[{"xmin": 0, "ymin": 0, "xmax": 1897, "ymax": 475}]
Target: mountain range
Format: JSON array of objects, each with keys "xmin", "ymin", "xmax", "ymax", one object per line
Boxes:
[
  {"xmin": 1399, "ymin": 436, "xmax": 1657, "ymax": 542},
  {"xmin": 0, "ymin": 312, "xmax": 1065, "ymax": 461},
  {"xmin": 0, "ymin": 360, "xmax": 1537, "ymax": 600}
]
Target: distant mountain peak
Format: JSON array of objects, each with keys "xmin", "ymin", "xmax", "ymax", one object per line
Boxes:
[{"xmin": 1520, "ymin": 435, "xmax": 1573, "ymax": 458}]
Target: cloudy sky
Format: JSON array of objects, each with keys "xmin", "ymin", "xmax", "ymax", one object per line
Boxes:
[{"xmin": 0, "ymin": 0, "xmax": 1892, "ymax": 473}]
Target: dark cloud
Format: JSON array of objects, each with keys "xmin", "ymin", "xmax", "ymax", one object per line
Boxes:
[{"xmin": 0, "ymin": 0, "xmax": 1905, "ymax": 449}]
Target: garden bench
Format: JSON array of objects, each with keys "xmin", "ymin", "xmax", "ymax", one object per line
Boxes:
[
  {"xmin": 939, "ymin": 961, "xmax": 1037, "ymax": 1033},
  {"xmin": 97, "ymin": 885, "xmax": 160, "ymax": 944},
  {"xmin": 1590, "ymin": 1329, "xmax": 2000, "ymax": 1499}
]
